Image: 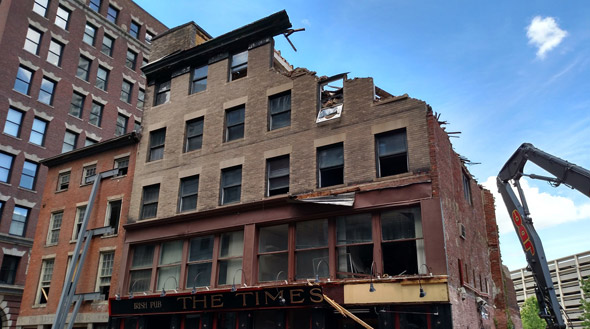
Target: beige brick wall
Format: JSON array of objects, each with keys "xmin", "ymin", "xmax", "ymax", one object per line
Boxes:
[{"xmin": 129, "ymin": 41, "xmax": 431, "ymax": 222}]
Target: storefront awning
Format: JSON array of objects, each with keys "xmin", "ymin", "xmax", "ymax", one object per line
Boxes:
[{"xmin": 293, "ymin": 192, "xmax": 355, "ymax": 206}]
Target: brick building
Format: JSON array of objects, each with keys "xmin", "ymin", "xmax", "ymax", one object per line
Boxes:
[
  {"xmin": 16, "ymin": 132, "xmax": 139, "ymax": 329},
  {"xmin": 0, "ymin": 0, "xmax": 165, "ymax": 327},
  {"xmin": 104, "ymin": 11, "xmax": 516, "ymax": 329}
]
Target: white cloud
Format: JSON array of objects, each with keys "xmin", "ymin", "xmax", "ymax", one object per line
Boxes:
[
  {"xmin": 526, "ymin": 16, "xmax": 567, "ymax": 59},
  {"xmin": 482, "ymin": 176, "xmax": 590, "ymax": 234}
]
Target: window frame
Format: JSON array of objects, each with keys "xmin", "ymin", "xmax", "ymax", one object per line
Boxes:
[
  {"xmin": 140, "ymin": 184, "xmax": 160, "ymax": 219},
  {"xmin": 125, "ymin": 49, "xmax": 137, "ymax": 70},
  {"xmin": 69, "ymin": 92, "xmax": 85, "ymax": 118},
  {"xmin": 47, "ymin": 39, "xmax": 64, "ymax": 67},
  {"xmin": 56, "ymin": 171, "xmax": 70, "ymax": 191},
  {"xmin": 38, "ymin": 77, "xmax": 56, "ymax": 106},
  {"xmin": 220, "ymin": 166, "xmax": 242, "ymax": 205},
  {"xmin": 137, "ymin": 88, "xmax": 145, "ymax": 109},
  {"xmin": 178, "ymin": 175, "xmax": 199, "ymax": 213},
  {"xmin": 0, "ymin": 152, "xmax": 15, "ymax": 184},
  {"xmin": 24, "ymin": 26, "xmax": 42, "ymax": 55},
  {"xmin": 148, "ymin": 128, "xmax": 166, "ymax": 162},
  {"xmin": 89, "ymin": 0, "xmax": 101, "ymax": 11},
  {"xmin": 9, "ymin": 206, "xmax": 29, "ymax": 236},
  {"xmin": 184, "ymin": 118, "xmax": 204, "ymax": 153},
  {"xmin": 106, "ymin": 5, "xmax": 119, "ymax": 23},
  {"xmin": 154, "ymin": 80, "xmax": 170, "ymax": 106},
  {"xmin": 89, "ymin": 102, "xmax": 104, "ymax": 127},
  {"xmin": 62, "ymin": 130, "xmax": 78, "ymax": 153},
  {"xmin": 96, "ymin": 251, "xmax": 115, "ymax": 300},
  {"xmin": 46, "ymin": 211, "xmax": 63, "ymax": 246},
  {"xmin": 105, "ymin": 199, "xmax": 122, "ymax": 235},
  {"xmin": 463, "ymin": 171, "xmax": 472, "ymax": 205},
  {"xmin": 76, "ymin": 56, "xmax": 91, "ymax": 81},
  {"xmin": 30, "ymin": 117, "xmax": 48, "ymax": 146},
  {"xmin": 95, "ymin": 66, "xmax": 109, "ymax": 91},
  {"xmin": 81, "ymin": 165, "xmax": 96, "ymax": 186},
  {"xmin": 19, "ymin": 160, "xmax": 38, "ymax": 190},
  {"xmin": 33, "ymin": 0, "xmax": 49, "ymax": 17},
  {"xmin": 83, "ymin": 23, "xmax": 97, "ymax": 46},
  {"xmin": 72, "ymin": 205, "xmax": 87, "ymax": 240},
  {"xmin": 317, "ymin": 143, "xmax": 344, "ymax": 188},
  {"xmin": 120, "ymin": 80, "xmax": 133, "ymax": 103},
  {"xmin": 190, "ymin": 65, "xmax": 208, "ymax": 94},
  {"xmin": 101, "ymin": 34, "xmax": 115, "ymax": 56},
  {"xmin": 266, "ymin": 155, "xmax": 289, "ymax": 197},
  {"xmin": 115, "ymin": 114, "xmax": 128, "ymax": 136},
  {"xmin": 4, "ymin": 107, "xmax": 24, "ymax": 138},
  {"xmin": 0, "ymin": 255, "xmax": 20, "ymax": 285},
  {"xmin": 129, "ymin": 21, "xmax": 140, "ymax": 39},
  {"xmin": 55, "ymin": 6, "xmax": 71, "ymax": 30},
  {"xmin": 14, "ymin": 66, "xmax": 34, "ymax": 95},
  {"xmin": 375, "ymin": 129, "xmax": 408, "ymax": 178},
  {"xmin": 114, "ymin": 156, "xmax": 129, "ymax": 177},
  {"xmin": 36, "ymin": 258, "xmax": 54, "ymax": 305},
  {"xmin": 268, "ymin": 91, "xmax": 291, "ymax": 130},
  {"xmin": 229, "ymin": 50, "xmax": 248, "ymax": 81},
  {"xmin": 224, "ymin": 106, "xmax": 245, "ymax": 142}
]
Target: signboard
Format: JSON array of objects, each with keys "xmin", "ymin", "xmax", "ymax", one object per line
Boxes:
[{"xmin": 110, "ymin": 286, "xmax": 323, "ymax": 316}]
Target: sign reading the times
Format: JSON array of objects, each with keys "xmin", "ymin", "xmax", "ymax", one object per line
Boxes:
[{"xmin": 109, "ymin": 286, "xmax": 324, "ymax": 316}]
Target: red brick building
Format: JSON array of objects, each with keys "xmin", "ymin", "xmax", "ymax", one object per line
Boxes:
[
  {"xmin": 0, "ymin": 0, "xmax": 165, "ymax": 327},
  {"xmin": 105, "ymin": 11, "xmax": 515, "ymax": 329},
  {"xmin": 17, "ymin": 132, "xmax": 139, "ymax": 329}
]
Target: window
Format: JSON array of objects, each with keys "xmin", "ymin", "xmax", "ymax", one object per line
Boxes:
[
  {"xmin": 191, "ymin": 65, "xmax": 207, "ymax": 94},
  {"xmin": 19, "ymin": 160, "xmax": 38, "ymax": 190},
  {"xmin": 129, "ymin": 245, "xmax": 154, "ymax": 293},
  {"xmin": 46, "ymin": 211, "xmax": 63, "ymax": 245},
  {"xmin": 134, "ymin": 121, "xmax": 141, "ymax": 133},
  {"xmin": 36, "ymin": 258, "xmax": 54, "ymax": 304},
  {"xmin": 55, "ymin": 6, "xmax": 71, "ymax": 30},
  {"xmin": 141, "ymin": 184, "xmax": 159, "ymax": 219},
  {"xmin": 4, "ymin": 108, "xmax": 24, "ymax": 138},
  {"xmin": 157, "ymin": 241, "xmax": 182, "ymax": 291},
  {"xmin": 129, "ymin": 21, "xmax": 140, "ymax": 39},
  {"xmin": 381, "ymin": 206, "xmax": 424, "ymax": 275},
  {"xmin": 115, "ymin": 114, "xmax": 128, "ymax": 136},
  {"xmin": 145, "ymin": 31, "xmax": 155, "ymax": 44},
  {"xmin": 336, "ymin": 214, "xmax": 373, "ymax": 278},
  {"xmin": 137, "ymin": 88, "xmax": 145, "ymax": 109},
  {"xmin": 56, "ymin": 171, "xmax": 70, "ymax": 191},
  {"xmin": 73, "ymin": 206, "xmax": 87, "ymax": 240},
  {"xmin": 9, "ymin": 206, "xmax": 29, "ymax": 236},
  {"xmin": 258, "ymin": 224, "xmax": 288, "ymax": 282},
  {"xmin": 105, "ymin": 200, "xmax": 121, "ymax": 235},
  {"xmin": 24, "ymin": 27, "xmax": 42, "ymax": 55},
  {"xmin": 69, "ymin": 92, "xmax": 85, "ymax": 118},
  {"xmin": 376, "ymin": 129, "xmax": 408, "ymax": 177},
  {"xmin": 84, "ymin": 138, "xmax": 97, "ymax": 146},
  {"xmin": 0, "ymin": 152, "xmax": 15, "ymax": 183},
  {"xmin": 179, "ymin": 175, "xmax": 199, "ymax": 212},
  {"xmin": 81, "ymin": 165, "xmax": 96, "ymax": 185},
  {"xmin": 229, "ymin": 51, "xmax": 247, "ymax": 81},
  {"xmin": 95, "ymin": 66, "xmax": 109, "ymax": 90},
  {"xmin": 126, "ymin": 49, "xmax": 137, "ymax": 70},
  {"xmin": 106, "ymin": 5, "xmax": 119, "ymax": 23},
  {"xmin": 148, "ymin": 128, "xmax": 165, "ymax": 161},
  {"xmin": 76, "ymin": 56, "xmax": 91, "ymax": 81},
  {"xmin": 14, "ymin": 66, "xmax": 34, "ymax": 95},
  {"xmin": 97, "ymin": 251, "xmax": 114, "ymax": 300},
  {"xmin": 62, "ymin": 130, "xmax": 78, "ymax": 152},
  {"xmin": 154, "ymin": 80, "xmax": 170, "ymax": 105},
  {"xmin": 220, "ymin": 166, "xmax": 241, "ymax": 205},
  {"xmin": 120, "ymin": 80, "xmax": 132, "ymax": 103},
  {"xmin": 89, "ymin": 102, "xmax": 103, "ymax": 126},
  {"xmin": 186, "ymin": 235, "xmax": 213, "ymax": 289},
  {"xmin": 217, "ymin": 231, "xmax": 244, "ymax": 285},
  {"xmin": 30, "ymin": 117, "xmax": 48, "ymax": 146},
  {"xmin": 463, "ymin": 172, "xmax": 472, "ymax": 205},
  {"xmin": 268, "ymin": 92, "xmax": 291, "ymax": 130},
  {"xmin": 224, "ymin": 106, "xmax": 244, "ymax": 142},
  {"xmin": 83, "ymin": 23, "xmax": 97, "ymax": 46},
  {"xmin": 296, "ymin": 219, "xmax": 329, "ymax": 280},
  {"xmin": 0, "ymin": 255, "xmax": 20, "ymax": 285},
  {"xmin": 184, "ymin": 118, "xmax": 203, "ymax": 152},
  {"xmin": 33, "ymin": 0, "xmax": 49, "ymax": 17},
  {"xmin": 47, "ymin": 39, "xmax": 64, "ymax": 66},
  {"xmin": 38, "ymin": 77, "xmax": 56, "ymax": 105},
  {"xmin": 89, "ymin": 0, "xmax": 101, "ymax": 11},
  {"xmin": 101, "ymin": 34, "xmax": 114, "ymax": 56},
  {"xmin": 114, "ymin": 156, "xmax": 129, "ymax": 176},
  {"xmin": 317, "ymin": 143, "xmax": 344, "ymax": 187},
  {"xmin": 267, "ymin": 156, "xmax": 289, "ymax": 196}
]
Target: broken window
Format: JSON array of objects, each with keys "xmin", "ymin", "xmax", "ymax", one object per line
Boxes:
[
  {"xmin": 229, "ymin": 51, "xmax": 247, "ymax": 81},
  {"xmin": 258, "ymin": 224, "xmax": 288, "ymax": 282},
  {"xmin": 81, "ymin": 164, "xmax": 96, "ymax": 185},
  {"xmin": 154, "ymin": 80, "xmax": 170, "ymax": 106},
  {"xmin": 381, "ymin": 206, "xmax": 424, "ymax": 276},
  {"xmin": 106, "ymin": 200, "xmax": 121, "ymax": 234},
  {"xmin": 317, "ymin": 74, "xmax": 345, "ymax": 123},
  {"xmin": 97, "ymin": 251, "xmax": 114, "ymax": 300},
  {"xmin": 295, "ymin": 219, "xmax": 329, "ymax": 280},
  {"xmin": 376, "ymin": 129, "xmax": 408, "ymax": 177},
  {"xmin": 336, "ymin": 214, "xmax": 373, "ymax": 278},
  {"xmin": 37, "ymin": 258, "xmax": 54, "ymax": 304},
  {"xmin": 266, "ymin": 155, "xmax": 289, "ymax": 196},
  {"xmin": 317, "ymin": 143, "xmax": 344, "ymax": 188}
]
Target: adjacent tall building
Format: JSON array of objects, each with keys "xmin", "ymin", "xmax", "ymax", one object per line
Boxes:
[{"xmin": 0, "ymin": 0, "xmax": 166, "ymax": 327}]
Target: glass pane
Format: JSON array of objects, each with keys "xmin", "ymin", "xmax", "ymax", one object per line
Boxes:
[
  {"xmin": 159, "ymin": 240, "xmax": 182, "ymax": 265},
  {"xmin": 131, "ymin": 245, "xmax": 154, "ymax": 268},
  {"xmin": 193, "ymin": 65, "xmax": 207, "ymax": 79},
  {"xmin": 186, "ymin": 262, "xmax": 212, "ymax": 288},
  {"xmin": 226, "ymin": 125, "xmax": 244, "ymax": 141},
  {"xmin": 181, "ymin": 176, "xmax": 199, "ymax": 195},
  {"xmin": 295, "ymin": 249, "xmax": 328, "ymax": 280},
  {"xmin": 336, "ymin": 214, "xmax": 372, "ymax": 244},
  {"xmin": 381, "ymin": 207, "xmax": 422, "ymax": 241},
  {"xmin": 217, "ymin": 259, "xmax": 242, "ymax": 285},
  {"xmin": 378, "ymin": 130, "xmax": 407, "ymax": 156},
  {"xmin": 226, "ymin": 108, "xmax": 244, "ymax": 125},
  {"xmin": 258, "ymin": 253, "xmax": 288, "ymax": 282},
  {"xmin": 157, "ymin": 265, "xmax": 180, "ymax": 290},
  {"xmin": 296, "ymin": 219, "xmax": 328, "ymax": 249},
  {"xmin": 231, "ymin": 51, "xmax": 248, "ymax": 67},
  {"xmin": 219, "ymin": 231, "xmax": 244, "ymax": 258},
  {"xmin": 129, "ymin": 269, "xmax": 151, "ymax": 292},
  {"xmin": 318, "ymin": 145, "xmax": 343, "ymax": 168},
  {"xmin": 259, "ymin": 225, "xmax": 288, "ymax": 252},
  {"xmin": 189, "ymin": 236, "xmax": 214, "ymax": 262},
  {"xmin": 270, "ymin": 111, "xmax": 290, "ymax": 130},
  {"xmin": 222, "ymin": 185, "xmax": 240, "ymax": 204},
  {"xmin": 150, "ymin": 130, "xmax": 166, "ymax": 146},
  {"xmin": 222, "ymin": 167, "xmax": 241, "ymax": 187}
]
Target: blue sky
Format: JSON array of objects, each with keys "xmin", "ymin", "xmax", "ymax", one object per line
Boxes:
[{"xmin": 135, "ymin": 0, "xmax": 590, "ymax": 270}]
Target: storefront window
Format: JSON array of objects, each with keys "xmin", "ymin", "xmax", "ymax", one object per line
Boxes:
[
  {"xmin": 129, "ymin": 245, "xmax": 154, "ymax": 293},
  {"xmin": 217, "ymin": 231, "xmax": 244, "ymax": 285},
  {"xmin": 186, "ymin": 235, "xmax": 213, "ymax": 289},
  {"xmin": 296, "ymin": 219, "xmax": 329, "ymax": 280},
  {"xmin": 258, "ymin": 224, "xmax": 288, "ymax": 282},
  {"xmin": 157, "ymin": 240, "xmax": 183, "ymax": 290},
  {"xmin": 336, "ymin": 213, "xmax": 373, "ymax": 278},
  {"xmin": 381, "ymin": 206, "xmax": 425, "ymax": 276}
]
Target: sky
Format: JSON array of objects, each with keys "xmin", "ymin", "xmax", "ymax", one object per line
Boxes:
[{"xmin": 134, "ymin": 0, "xmax": 590, "ymax": 271}]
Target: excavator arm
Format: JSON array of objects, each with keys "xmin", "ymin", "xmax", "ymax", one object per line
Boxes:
[{"xmin": 497, "ymin": 143, "xmax": 590, "ymax": 329}]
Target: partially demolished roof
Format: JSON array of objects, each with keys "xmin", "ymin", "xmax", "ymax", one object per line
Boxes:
[{"xmin": 143, "ymin": 11, "xmax": 292, "ymax": 77}]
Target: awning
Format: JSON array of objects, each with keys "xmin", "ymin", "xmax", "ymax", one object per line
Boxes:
[{"xmin": 293, "ymin": 192, "xmax": 355, "ymax": 206}]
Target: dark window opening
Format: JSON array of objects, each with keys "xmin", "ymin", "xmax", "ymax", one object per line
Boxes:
[
  {"xmin": 267, "ymin": 156, "xmax": 289, "ymax": 196},
  {"xmin": 107, "ymin": 200, "xmax": 121, "ymax": 234},
  {"xmin": 381, "ymin": 207, "xmax": 424, "ymax": 276},
  {"xmin": 179, "ymin": 175, "xmax": 199, "ymax": 212},
  {"xmin": 148, "ymin": 128, "xmax": 166, "ymax": 161},
  {"xmin": 317, "ymin": 143, "xmax": 344, "ymax": 187},
  {"xmin": 336, "ymin": 214, "xmax": 373, "ymax": 278},
  {"xmin": 376, "ymin": 129, "xmax": 408, "ymax": 177},
  {"xmin": 0, "ymin": 255, "xmax": 20, "ymax": 285},
  {"xmin": 141, "ymin": 185, "xmax": 159, "ymax": 219},
  {"xmin": 220, "ymin": 166, "xmax": 242, "ymax": 205}
]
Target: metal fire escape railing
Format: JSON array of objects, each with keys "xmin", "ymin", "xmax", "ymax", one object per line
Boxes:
[{"xmin": 52, "ymin": 168, "xmax": 120, "ymax": 329}]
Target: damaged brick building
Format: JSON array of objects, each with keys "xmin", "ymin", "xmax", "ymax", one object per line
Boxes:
[{"xmin": 102, "ymin": 11, "xmax": 518, "ymax": 329}]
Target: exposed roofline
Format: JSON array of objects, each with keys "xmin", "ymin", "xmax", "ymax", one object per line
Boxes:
[
  {"xmin": 152, "ymin": 21, "xmax": 212, "ymax": 42},
  {"xmin": 41, "ymin": 132, "xmax": 140, "ymax": 167},
  {"xmin": 143, "ymin": 10, "xmax": 292, "ymax": 76}
]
